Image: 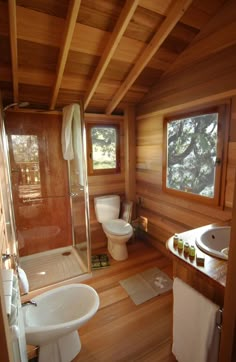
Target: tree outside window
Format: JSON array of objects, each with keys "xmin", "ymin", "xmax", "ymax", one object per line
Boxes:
[
  {"xmin": 163, "ymin": 106, "xmax": 228, "ymax": 206},
  {"xmin": 87, "ymin": 123, "xmax": 120, "ymax": 175}
]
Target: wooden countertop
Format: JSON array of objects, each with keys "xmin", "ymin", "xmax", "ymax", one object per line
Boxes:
[{"xmin": 166, "ymin": 224, "xmax": 228, "ymax": 288}]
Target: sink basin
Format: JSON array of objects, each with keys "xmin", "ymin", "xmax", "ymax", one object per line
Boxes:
[{"xmin": 196, "ymin": 226, "xmax": 230, "ymax": 260}]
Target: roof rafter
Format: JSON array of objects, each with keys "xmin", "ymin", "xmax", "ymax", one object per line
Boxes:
[
  {"xmin": 84, "ymin": 0, "xmax": 139, "ymax": 110},
  {"xmin": 106, "ymin": 0, "xmax": 193, "ymax": 115},
  {"xmin": 49, "ymin": 0, "xmax": 81, "ymax": 110},
  {"xmin": 8, "ymin": 0, "xmax": 19, "ymax": 103}
]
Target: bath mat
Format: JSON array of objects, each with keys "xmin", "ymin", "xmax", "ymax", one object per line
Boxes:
[
  {"xmin": 119, "ymin": 267, "xmax": 173, "ymax": 305},
  {"xmin": 91, "ymin": 254, "xmax": 110, "ymax": 269}
]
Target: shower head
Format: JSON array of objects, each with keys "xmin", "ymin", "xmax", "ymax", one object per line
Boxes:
[{"xmin": 3, "ymin": 101, "xmax": 30, "ymax": 111}]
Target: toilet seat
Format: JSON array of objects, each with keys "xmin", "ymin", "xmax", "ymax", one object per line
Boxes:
[{"xmin": 103, "ymin": 219, "xmax": 133, "ymax": 236}]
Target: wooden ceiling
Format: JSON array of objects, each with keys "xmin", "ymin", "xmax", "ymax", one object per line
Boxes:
[{"xmin": 0, "ymin": 0, "xmax": 229, "ymax": 114}]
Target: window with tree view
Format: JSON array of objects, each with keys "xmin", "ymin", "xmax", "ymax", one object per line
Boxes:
[
  {"xmin": 87, "ymin": 123, "xmax": 120, "ymax": 175},
  {"xmin": 163, "ymin": 107, "xmax": 227, "ymax": 205}
]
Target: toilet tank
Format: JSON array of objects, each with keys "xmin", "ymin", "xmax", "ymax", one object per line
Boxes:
[{"xmin": 94, "ymin": 195, "xmax": 120, "ymax": 223}]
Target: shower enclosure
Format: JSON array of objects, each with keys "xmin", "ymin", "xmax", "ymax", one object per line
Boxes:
[{"xmin": 5, "ymin": 111, "xmax": 91, "ymax": 291}]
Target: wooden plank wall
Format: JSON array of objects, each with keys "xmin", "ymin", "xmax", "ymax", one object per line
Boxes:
[
  {"xmin": 137, "ymin": 0, "xmax": 236, "ymax": 118},
  {"xmin": 85, "ymin": 114, "xmax": 126, "ymax": 250},
  {"xmin": 136, "ymin": 2, "xmax": 236, "ymax": 252},
  {"xmin": 136, "ymin": 101, "xmax": 235, "ymax": 252}
]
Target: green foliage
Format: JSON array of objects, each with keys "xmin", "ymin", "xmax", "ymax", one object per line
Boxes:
[
  {"xmin": 167, "ymin": 113, "xmax": 218, "ymax": 197},
  {"xmin": 91, "ymin": 126, "xmax": 117, "ymax": 169}
]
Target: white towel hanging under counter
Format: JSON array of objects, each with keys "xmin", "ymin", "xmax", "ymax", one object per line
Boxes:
[{"xmin": 172, "ymin": 277, "xmax": 220, "ymax": 362}]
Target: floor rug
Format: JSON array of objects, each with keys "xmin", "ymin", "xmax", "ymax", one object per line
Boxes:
[{"xmin": 119, "ymin": 267, "xmax": 173, "ymax": 305}]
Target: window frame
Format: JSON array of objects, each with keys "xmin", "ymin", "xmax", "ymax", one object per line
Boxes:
[
  {"xmin": 162, "ymin": 105, "xmax": 229, "ymax": 207},
  {"xmin": 86, "ymin": 121, "xmax": 121, "ymax": 176}
]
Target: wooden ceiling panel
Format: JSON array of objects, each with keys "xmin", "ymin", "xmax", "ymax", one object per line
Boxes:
[
  {"xmin": 161, "ymin": 22, "xmax": 199, "ymax": 55},
  {"xmin": 122, "ymin": 89, "xmax": 147, "ymax": 104},
  {"xmin": 0, "ymin": 1, "xmax": 9, "ymax": 36},
  {"xmin": 102, "ymin": 59, "xmax": 133, "ymax": 82},
  {"xmin": 0, "ymin": 35, "xmax": 11, "ymax": 65},
  {"xmin": 180, "ymin": 4, "xmax": 212, "ymax": 29},
  {"xmin": 133, "ymin": 67, "xmax": 164, "ymax": 88},
  {"xmin": 71, "ymin": 23, "xmax": 109, "ymax": 56},
  {"xmin": 193, "ymin": 0, "xmax": 228, "ymax": 16},
  {"xmin": 0, "ymin": 65, "xmax": 11, "ymax": 83},
  {"xmin": 94, "ymin": 82, "xmax": 120, "ymax": 102},
  {"xmin": 18, "ymin": 84, "xmax": 51, "ymax": 105},
  {"xmin": 86, "ymin": 98, "xmax": 124, "ymax": 115},
  {"xmin": 64, "ymin": 51, "xmax": 99, "ymax": 77},
  {"xmin": 18, "ymin": 40, "xmax": 59, "ymax": 71},
  {"xmin": 0, "ymin": 81, "xmax": 13, "ymax": 107},
  {"xmin": 150, "ymin": 47, "xmax": 179, "ymax": 66},
  {"xmin": 124, "ymin": 7, "xmax": 165, "ymax": 43},
  {"xmin": 61, "ymin": 73, "xmax": 88, "ymax": 91},
  {"xmin": 56, "ymin": 89, "xmax": 84, "ymax": 109},
  {"xmin": 16, "ymin": 0, "xmax": 69, "ymax": 18},
  {"xmin": 0, "ymin": 0, "xmax": 233, "ymax": 114},
  {"xmin": 113, "ymin": 37, "xmax": 145, "ymax": 64},
  {"xmin": 16, "ymin": 5, "xmax": 63, "ymax": 47},
  {"xmin": 95, "ymin": 82, "xmax": 148, "ymax": 102},
  {"xmin": 78, "ymin": 0, "xmax": 124, "ymax": 32},
  {"xmin": 181, "ymin": 0, "xmax": 228, "ymax": 29},
  {"xmin": 18, "ymin": 67, "xmax": 54, "ymax": 88},
  {"xmin": 138, "ymin": 0, "xmax": 173, "ymax": 16}
]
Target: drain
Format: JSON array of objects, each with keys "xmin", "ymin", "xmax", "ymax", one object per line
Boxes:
[{"xmin": 62, "ymin": 251, "xmax": 71, "ymax": 256}]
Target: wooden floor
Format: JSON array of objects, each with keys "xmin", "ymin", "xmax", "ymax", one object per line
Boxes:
[{"xmin": 73, "ymin": 240, "xmax": 176, "ymax": 362}]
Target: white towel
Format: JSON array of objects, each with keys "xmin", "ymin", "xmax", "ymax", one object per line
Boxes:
[
  {"xmin": 62, "ymin": 103, "xmax": 84, "ymax": 186},
  {"xmin": 18, "ymin": 267, "xmax": 29, "ymax": 295},
  {"xmin": 172, "ymin": 277, "xmax": 219, "ymax": 362}
]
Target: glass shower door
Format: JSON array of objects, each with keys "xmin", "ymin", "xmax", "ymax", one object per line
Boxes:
[{"xmin": 68, "ymin": 159, "xmax": 90, "ymax": 272}]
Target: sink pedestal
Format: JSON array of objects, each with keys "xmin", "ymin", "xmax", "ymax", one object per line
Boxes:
[{"xmin": 39, "ymin": 331, "xmax": 81, "ymax": 362}]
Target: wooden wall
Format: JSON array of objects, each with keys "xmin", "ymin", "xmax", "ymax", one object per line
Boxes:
[
  {"xmin": 137, "ymin": 0, "xmax": 236, "ymax": 118},
  {"xmin": 136, "ymin": 98, "xmax": 235, "ymax": 252},
  {"xmin": 136, "ymin": 2, "xmax": 236, "ymax": 252},
  {"xmin": 85, "ymin": 114, "xmax": 126, "ymax": 250}
]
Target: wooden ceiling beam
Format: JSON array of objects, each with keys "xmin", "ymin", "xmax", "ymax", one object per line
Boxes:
[
  {"xmin": 84, "ymin": 0, "xmax": 139, "ymax": 110},
  {"xmin": 49, "ymin": 0, "xmax": 81, "ymax": 110},
  {"xmin": 8, "ymin": 0, "xmax": 19, "ymax": 103},
  {"xmin": 106, "ymin": 0, "xmax": 193, "ymax": 115}
]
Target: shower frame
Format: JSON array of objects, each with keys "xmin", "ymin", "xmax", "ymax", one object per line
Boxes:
[{"xmin": 4, "ymin": 108, "xmax": 92, "ymax": 288}]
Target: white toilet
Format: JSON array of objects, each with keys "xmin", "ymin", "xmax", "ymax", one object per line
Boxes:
[{"xmin": 94, "ymin": 195, "xmax": 133, "ymax": 261}]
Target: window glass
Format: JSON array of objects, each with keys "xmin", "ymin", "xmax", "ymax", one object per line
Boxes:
[
  {"xmin": 166, "ymin": 113, "xmax": 218, "ymax": 198},
  {"xmin": 11, "ymin": 135, "xmax": 41, "ymax": 199},
  {"xmin": 91, "ymin": 126, "xmax": 117, "ymax": 170},
  {"xmin": 163, "ymin": 106, "xmax": 228, "ymax": 206},
  {"xmin": 87, "ymin": 123, "xmax": 120, "ymax": 175}
]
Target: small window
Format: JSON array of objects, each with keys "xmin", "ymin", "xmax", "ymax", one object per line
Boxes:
[
  {"xmin": 163, "ymin": 106, "xmax": 228, "ymax": 206},
  {"xmin": 87, "ymin": 123, "xmax": 120, "ymax": 175}
]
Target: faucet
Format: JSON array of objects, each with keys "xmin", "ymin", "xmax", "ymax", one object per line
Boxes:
[
  {"xmin": 2, "ymin": 253, "xmax": 12, "ymax": 262},
  {"xmin": 21, "ymin": 300, "xmax": 37, "ymax": 307}
]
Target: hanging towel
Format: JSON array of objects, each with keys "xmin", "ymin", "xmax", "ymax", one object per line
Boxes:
[
  {"xmin": 18, "ymin": 267, "xmax": 29, "ymax": 295},
  {"xmin": 172, "ymin": 277, "xmax": 220, "ymax": 362},
  {"xmin": 62, "ymin": 103, "xmax": 84, "ymax": 186}
]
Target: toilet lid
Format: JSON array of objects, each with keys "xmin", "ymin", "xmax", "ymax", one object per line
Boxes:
[{"xmin": 103, "ymin": 219, "xmax": 133, "ymax": 236}]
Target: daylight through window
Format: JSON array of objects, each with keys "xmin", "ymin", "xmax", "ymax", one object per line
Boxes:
[
  {"xmin": 163, "ymin": 106, "xmax": 227, "ymax": 205},
  {"xmin": 87, "ymin": 123, "xmax": 120, "ymax": 175}
]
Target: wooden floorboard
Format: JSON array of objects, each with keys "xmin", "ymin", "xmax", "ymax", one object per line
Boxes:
[{"xmin": 73, "ymin": 240, "xmax": 176, "ymax": 361}]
